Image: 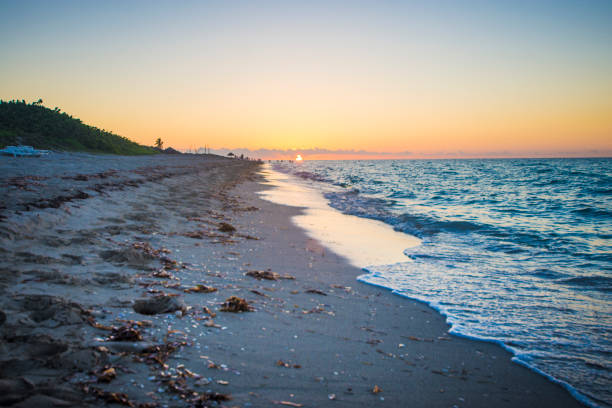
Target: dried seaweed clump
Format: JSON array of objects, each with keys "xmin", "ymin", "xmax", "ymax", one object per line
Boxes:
[
  {"xmin": 184, "ymin": 284, "xmax": 217, "ymax": 294},
  {"xmin": 218, "ymin": 222, "xmax": 236, "ymax": 233},
  {"xmin": 139, "ymin": 341, "xmax": 185, "ymax": 369},
  {"xmin": 132, "ymin": 241, "xmax": 171, "ymax": 258},
  {"xmin": 83, "ymin": 385, "xmax": 157, "ymax": 408},
  {"xmin": 106, "ymin": 325, "xmax": 143, "ymax": 342},
  {"xmin": 220, "ymin": 296, "xmax": 253, "ymax": 313},
  {"xmin": 96, "ymin": 366, "xmax": 117, "ymax": 383},
  {"xmin": 245, "ymin": 270, "xmax": 295, "ymax": 281},
  {"xmin": 183, "ymin": 231, "xmax": 205, "ymax": 239},
  {"xmin": 305, "ymin": 289, "xmax": 327, "ymax": 296}
]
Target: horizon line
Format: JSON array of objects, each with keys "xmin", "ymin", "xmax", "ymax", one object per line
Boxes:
[{"xmin": 183, "ymin": 146, "xmax": 612, "ymax": 160}]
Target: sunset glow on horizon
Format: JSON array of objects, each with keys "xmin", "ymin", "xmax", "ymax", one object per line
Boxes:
[{"xmin": 1, "ymin": 1, "xmax": 611, "ymax": 159}]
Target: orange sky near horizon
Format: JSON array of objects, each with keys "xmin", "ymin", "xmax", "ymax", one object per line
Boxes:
[{"xmin": 1, "ymin": 1, "xmax": 611, "ymax": 158}]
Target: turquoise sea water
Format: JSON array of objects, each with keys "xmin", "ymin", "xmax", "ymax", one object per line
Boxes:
[{"xmin": 273, "ymin": 158, "xmax": 611, "ymax": 408}]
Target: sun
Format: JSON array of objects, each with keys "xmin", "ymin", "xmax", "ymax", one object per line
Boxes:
[{"xmin": 295, "ymin": 154, "xmax": 303, "ymax": 162}]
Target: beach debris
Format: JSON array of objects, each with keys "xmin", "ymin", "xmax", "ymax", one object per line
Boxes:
[
  {"xmin": 276, "ymin": 360, "xmax": 301, "ymax": 369},
  {"xmin": 218, "ymin": 222, "xmax": 236, "ymax": 233},
  {"xmin": 328, "ymin": 393, "xmax": 336, "ymax": 400},
  {"xmin": 302, "ymin": 304, "xmax": 334, "ymax": 316},
  {"xmin": 117, "ymin": 319, "xmax": 152, "ymax": 327},
  {"xmin": 183, "ymin": 284, "xmax": 217, "ymax": 294},
  {"xmin": 330, "ymin": 284, "xmax": 352, "ymax": 293},
  {"xmin": 107, "ymin": 325, "xmax": 143, "ymax": 342},
  {"xmin": 145, "ymin": 362, "xmax": 231, "ymax": 406},
  {"xmin": 160, "ymin": 256, "xmax": 179, "ymax": 269},
  {"xmin": 246, "ymin": 269, "xmax": 295, "ymax": 281},
  {"xmin": 133, "ymin": 294, "xmax": 185, "ymax": 315},
  {"xmin": 361, "ymin": 326, "xmax": 386, "ymax": 335},
  {"xmin": 202, "ymin": 306, "xmax": 217, "ymax": 317},
  {"xmin": 372, "ymin": 385, "xmax": 383, "ymax": 394},
  {"xmin": 96, "ymin": 366, "xmax": 117, "ymax": 383},
  {"xmin": 196, "ymin": 392, "xmax": 231, "ymax": 403},
  {"xmin": 82, "ymin": 385, "xmax": 156, "ymax": 407},
  {"xmin": 250, "ymin": 289, "xmax": 269, "ymax": 297},
  {"xmin": 162, "ymin": 281, "xmax": 181, "ymax": 289},
  {"xmin": 204, "ymin": 320, "xmax": 221, "ymax": 328},
  {"xmin": 275, "ymin": 401, "xmax": 303, "ymax": 407},
  {"xmin": 152, "ymin": 270, "xmax": 175, "ymax": 279},
  {"xmin": 220, "ymin": 296, "xmax": 253, "ymax": 312},
  {"xmin": 237, "ymin": 233, "xmax": 260, "ymax": 240},
  {"xmin": 183, "ymin": 230, "xmax": 205, "ymax": 239},
  {"xmin": 401, "ymin": 335, "xmax": 433, "ymax": 342},
  {"xmin": 237, "ymin": 205, "xmax": 259, "ymax": 212},
  {"xmin": 376, "ymin": 349, "xmax": 395, "ymax": 358},
  {"xmin": 138, "ymin": 341, "xmax": 186, "ymax": 369},
  {"xmin": 177, "ymin": 228, "xmax": 239, "ymax": 242},
  {"xmin": 207, "ymin": 361, "xmax": 221, "ymax": 369},
  {"xmin": 305, "ymin": 289, "xmax": 327, "ymax": 296},
  {"xmin": 132, "ymin": 241, "xmax": 170, "ymax": 257},
  {"xmin": 87, "ymin": 316, "xmax": 113, "ymax": 331}
]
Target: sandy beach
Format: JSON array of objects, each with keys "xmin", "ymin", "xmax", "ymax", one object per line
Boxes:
[{"xmin": 0, "ymin": 153, "xmax": 583, "ymax": 408}]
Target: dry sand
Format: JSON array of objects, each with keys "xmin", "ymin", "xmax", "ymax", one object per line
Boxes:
[{"xmin": 0, "ymin": 153, "xmax": 582, "ymax": 407}]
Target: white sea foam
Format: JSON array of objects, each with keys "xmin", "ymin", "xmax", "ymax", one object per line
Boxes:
[{"xmin": 257, "ymin": 165, "xmax": 419, "ymax": 268}]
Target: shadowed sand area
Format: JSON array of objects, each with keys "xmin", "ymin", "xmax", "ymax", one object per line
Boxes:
[{"xmin": 0, "ymin": 153, "xmax": 583, "ymax": 407}]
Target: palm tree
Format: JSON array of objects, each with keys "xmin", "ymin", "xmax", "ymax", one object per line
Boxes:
[{"xmin": 154, "ymin": 138, "xmax": 163, "ymax": 149}]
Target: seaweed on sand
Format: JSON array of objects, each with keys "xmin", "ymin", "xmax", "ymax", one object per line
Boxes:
[{"xmin": 220, "ymin": 296, "xmax": 253, "ymax": 312}]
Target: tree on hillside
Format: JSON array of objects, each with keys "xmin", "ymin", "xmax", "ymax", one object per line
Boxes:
[
  {"xmin": 227, "ymin": 152, "xmax": 235, "ymax": 158},
  {"xmin": 154, "ymin": 138, "xmax": 163, "ymax": 149},
  {"xmin": 0, "ymin": 100, "xmax": 156, "ymax": 154}
]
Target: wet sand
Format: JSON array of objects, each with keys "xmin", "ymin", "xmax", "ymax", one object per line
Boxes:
[{"xmin": 0, "ymin": 153, "xmax": 583, "ymax": 407}]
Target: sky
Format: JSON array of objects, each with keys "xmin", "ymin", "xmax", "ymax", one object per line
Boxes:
[{"xmin": 1, "ymin": 0, "xmax": 611, "ymax": 159}]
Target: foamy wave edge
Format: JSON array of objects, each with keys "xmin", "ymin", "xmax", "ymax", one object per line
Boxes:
[{"xmin": 357, "ymin": 268, "xmax": 600, "ymax": 408}]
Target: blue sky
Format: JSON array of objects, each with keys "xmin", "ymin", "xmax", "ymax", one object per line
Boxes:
[{"xmin": 1, "ymin": 0, "xmax": 611, "ymax": 157}]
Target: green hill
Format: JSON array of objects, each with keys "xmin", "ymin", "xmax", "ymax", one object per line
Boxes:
[{"xmin": 0, "ymin": 100, "xmax": 157, "ymax": 155}]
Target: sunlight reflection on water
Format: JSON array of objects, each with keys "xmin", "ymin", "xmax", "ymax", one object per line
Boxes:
[{"xmin": 257, "ymin": 165, "xmax": 419, "ymax": 268}]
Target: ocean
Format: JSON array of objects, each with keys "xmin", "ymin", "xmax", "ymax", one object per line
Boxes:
[{"xmin": 270, "ymin": 158, "xmax": 611, "ymax": 408}]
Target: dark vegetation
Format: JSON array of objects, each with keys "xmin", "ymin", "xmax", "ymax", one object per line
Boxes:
[{"xmin": 0, "ymin": 99, "xmax": 157, "ymax": 155}]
